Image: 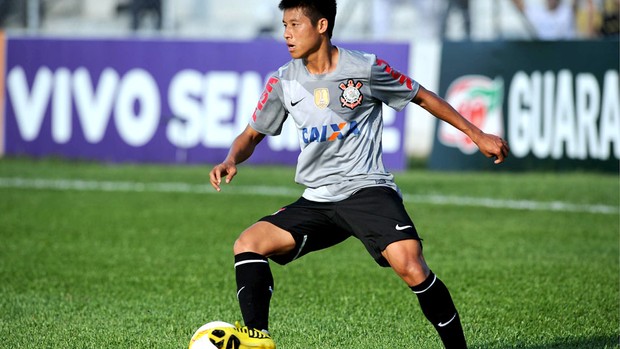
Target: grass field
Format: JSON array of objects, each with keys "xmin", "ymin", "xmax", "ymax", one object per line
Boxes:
[{"xmin": 0, "ymin": 157, "xmax": 618, "ymax": 349}]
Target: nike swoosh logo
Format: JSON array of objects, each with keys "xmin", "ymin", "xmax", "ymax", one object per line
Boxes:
[
  {"xmin": 438, "ymin": 313, "xmax": 457, "ymax": 327},
  {"xmin": 236, "ymin": 286, "xmax": 245, "ymax": 299},
  {"xmin": 395, "ymin": 224, "xmax": 413, "ymax": 231},
  {"xmin": 291, "ymin": 98, "xmax": 305, "ymax": 107}
]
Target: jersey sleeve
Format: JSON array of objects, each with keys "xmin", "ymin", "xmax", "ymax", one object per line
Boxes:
[
  {"xmin": 249, "ymin": 75, "xmax": 288, "ymax": 136},
  {"xmin": 370, "ymin": 57, "xmax": 420, "ymax": 111}
]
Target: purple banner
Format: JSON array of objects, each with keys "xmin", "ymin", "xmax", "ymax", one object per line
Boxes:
[{"xmin": 3, "ymin": 37, "xmax": 409, "ymax": 169}]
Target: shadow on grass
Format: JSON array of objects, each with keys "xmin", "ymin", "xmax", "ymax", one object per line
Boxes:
[{"xmin": 472, "ymin": 335, "xmax": 619, "ymax": 349}]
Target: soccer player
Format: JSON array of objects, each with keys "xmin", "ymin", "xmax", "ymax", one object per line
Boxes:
[{"xmin": 207, "ymin": 0, "xmax": 509, "ymax": 348}]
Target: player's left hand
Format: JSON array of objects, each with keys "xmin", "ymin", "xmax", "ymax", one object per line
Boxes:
[
  {"xmin": 474, "ymin": 133, "xmax": 510, "ymax": 164},
  {"xmin": 209, "ymin": 160, "xmax": 238, "ymax": 191}
]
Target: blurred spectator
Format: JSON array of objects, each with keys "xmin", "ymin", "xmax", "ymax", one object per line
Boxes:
[
  {"xmin": 132, "ymin": 0, "xmax": 161, "ymax": 30},
  {"xmin": 0, "ymin": 0, "xmax": 15, "ymax": 27},
  {"xmin": 0, "ymin": 0, "xmax": 45, "ymax": 29},
  {"xmin": 575, "ymin": 0, "xmax": 599, "ymax": 37},
  {"xmin": 118, "ymin": 0, "xmax": 162, "ymax": 30},
  {"xmin": 512, "ymin": 0, "xmax": 577, "ymax": 40},
  {"xmin": 598, "ymin": 0, "xmax": 619, "ymax": 37},
  {"xmin": 441, "ymin": 0, "xmax": 471, "ymax": 40}
]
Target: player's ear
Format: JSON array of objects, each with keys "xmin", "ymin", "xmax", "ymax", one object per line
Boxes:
[{"xmin": 317, "ymin": 18, "xmax": 328, "ymax": 35}]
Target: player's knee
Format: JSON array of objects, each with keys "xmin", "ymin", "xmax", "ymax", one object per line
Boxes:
[
  {"xmin": 392, "ymin": 259, "xmax": 425, "ymax": 277},
  {"xmin": 233, "ymin": 235, "xmax": 256, "ymax": 255},
  {"xmin": 391, "ymin": 258, "xmax": 430, "ymax": 286}
]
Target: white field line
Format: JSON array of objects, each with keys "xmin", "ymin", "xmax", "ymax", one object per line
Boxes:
[{"xmin": 0, "ymin": 177, "xmax": 617, "ymax": 215}]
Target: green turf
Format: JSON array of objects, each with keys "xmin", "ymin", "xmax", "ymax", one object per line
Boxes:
[{"xmin": 0, "ymin": 157, "xmax": 618, "ymax": 348}]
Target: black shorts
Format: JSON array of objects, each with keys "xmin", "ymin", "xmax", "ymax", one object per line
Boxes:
[{"xmin": 259, "ymin": 186, "xmax": 420, "ymax": 267}]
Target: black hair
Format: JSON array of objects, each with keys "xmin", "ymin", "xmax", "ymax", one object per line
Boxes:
[{"xmin": 278, "ymin": 0, "xmax": 337, "ymax": 38}]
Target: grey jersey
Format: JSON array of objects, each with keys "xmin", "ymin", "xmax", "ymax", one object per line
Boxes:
[{"xmin": 250, "ymin": 47, "xmax": 419, "ymax": 202}]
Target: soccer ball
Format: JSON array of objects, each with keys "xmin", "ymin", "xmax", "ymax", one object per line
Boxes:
[{"xmin": 188, "ymin": 321, "xmax": 235, "ymax": 349}]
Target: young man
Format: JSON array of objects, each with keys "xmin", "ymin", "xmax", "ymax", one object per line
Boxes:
[{"xmin": 206, "ymin": 1, "xmax": 509, "ymax": 348}]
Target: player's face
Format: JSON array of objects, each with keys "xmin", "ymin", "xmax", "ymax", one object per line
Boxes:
[{"xmin": 282, "ymin": 7, "xmax": 322, "ymax": 59}]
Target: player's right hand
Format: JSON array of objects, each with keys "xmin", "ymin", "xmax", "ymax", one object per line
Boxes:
[{"xmin": 209, "ymin": 161, "xmax": 237, "ymax": 191}]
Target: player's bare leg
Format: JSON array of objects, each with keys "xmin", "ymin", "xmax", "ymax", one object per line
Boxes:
[
  {"xmin": 234, "ymin": 221, "xmax": 296, "ymax": 257},
  {"xmin": 383, "ymin": 239, "xmax": 467, "ymax": 349},
  {"xmin": 382, "ymin": 238, "xmax": 430, "ymax": 285}
]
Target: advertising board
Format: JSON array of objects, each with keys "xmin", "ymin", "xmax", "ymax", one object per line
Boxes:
[
  {"xmin": 431, "ymin": 41, "xmax": 619, "ymax": 172},
  {"xmin": 3, "ymin": 37, "xmax": 409, "ymax": 169}
]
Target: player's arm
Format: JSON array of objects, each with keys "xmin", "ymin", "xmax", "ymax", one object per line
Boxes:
[
  {"xmin": 412, "ymin": 85, "xmax": 509, "ymax": 164},
  {"xmin": 209, "ymin": 125, "xmax": 266, "ymax": 191}
]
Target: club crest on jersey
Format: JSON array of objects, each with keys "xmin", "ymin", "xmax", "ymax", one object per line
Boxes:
[
  {"xmin": 339, "ymin": 79, "xmax": 363, "ymax": 110},
  {"xmin": 314, "ymin": 88, "xmax": 330, "ymax": 109}
]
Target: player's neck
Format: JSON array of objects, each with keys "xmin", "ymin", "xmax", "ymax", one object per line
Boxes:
[{"xmin": 304, "ymin": 44, "xmax": 338, "ymax": 75}]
